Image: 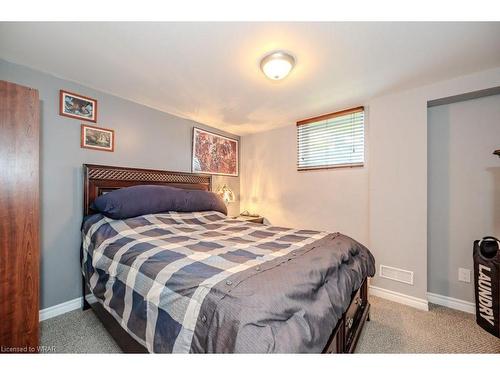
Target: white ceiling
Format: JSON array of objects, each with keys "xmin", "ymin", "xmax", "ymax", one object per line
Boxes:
[{"xmin": 1, "ymin": 22, "xmax": 500, "ymax": 135}]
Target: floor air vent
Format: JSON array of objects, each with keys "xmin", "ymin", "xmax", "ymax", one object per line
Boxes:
[{"xmin": 379, "ymin": 265, "xmax": 414, "ymax": 285}]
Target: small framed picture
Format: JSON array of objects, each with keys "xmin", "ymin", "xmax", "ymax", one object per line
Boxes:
[
  {"xmin": 60, "ymin": 90, "xmax": 97, "ymax": 122},
  {"xmin": 81, "ymin": 124, "xmax": 114, "ymax": 152}
]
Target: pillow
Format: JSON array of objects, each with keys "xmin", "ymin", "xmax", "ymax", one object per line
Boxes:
[{"xmin": 91, "ymin": 185, "xmax": 227, "ymax": 219}]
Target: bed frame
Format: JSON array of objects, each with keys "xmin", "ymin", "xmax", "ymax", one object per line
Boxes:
[{"xmin": 81, "ymin": 163, "xmax": 370, "ymax": 353}]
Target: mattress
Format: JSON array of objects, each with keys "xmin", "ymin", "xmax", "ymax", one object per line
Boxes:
[{"xmin": 81, "ymin": 211, "xmax": 375, "ymax": 353}]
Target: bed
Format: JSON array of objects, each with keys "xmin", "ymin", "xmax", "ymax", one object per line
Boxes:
[{"xmin": 81, "ymin": 164, "xmax": 375, "ymax": 353}]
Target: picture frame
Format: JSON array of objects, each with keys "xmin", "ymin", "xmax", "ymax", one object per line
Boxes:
[
  {"xmin": 60, "ymin": 90, "xmax": 98, "ymax": 122},
  {"xmin": 81, "ymin": 124, "xmax": 114, "ymax": 152},
  {"xmin": 192, "ymin": 127, "xmax": 239, "ymax": 176}
]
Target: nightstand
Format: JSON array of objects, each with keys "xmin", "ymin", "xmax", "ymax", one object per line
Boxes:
[{"xmin": 234, "ymin": 215, "xmax": 264, "ymax": 224}]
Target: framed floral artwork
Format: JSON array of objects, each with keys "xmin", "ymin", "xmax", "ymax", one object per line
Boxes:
[{"xmin": 192, "ymin": 127, "xmax": 238, "ymax": 176}]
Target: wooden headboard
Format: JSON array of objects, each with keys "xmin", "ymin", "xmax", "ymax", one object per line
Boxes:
[{"xmin": 83, "ymin": 164, "xmax": 212, "ymax": 216}]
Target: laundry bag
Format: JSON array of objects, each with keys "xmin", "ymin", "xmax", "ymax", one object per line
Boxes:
[{"xmin": 473, "ymin": 237, "xmax": 500, "ymax": 338}]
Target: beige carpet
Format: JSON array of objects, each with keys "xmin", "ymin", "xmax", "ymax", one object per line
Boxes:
[
  {"xmin": 40, "ymin": 296, "xmax": 500, "ymax": 353},
  {"xmin": 356, "ymin": 296, "xmax": 499, "ymax": 353}
]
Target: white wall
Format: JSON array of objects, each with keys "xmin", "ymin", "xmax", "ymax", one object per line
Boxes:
[
  {"xmin": 241, "ymin": 66, "xmax": 500, "ymax": 302},
  {"xmin": 367, "ymin": 89, "xmax": 429, "ymax": 299},
  {"xmin": 241, "ymin": 125, "xmax": 369, "ymax": 244},
  {"xmin": 428, "ymin": 94, "xmax": 500, "ymax": 303},
  {"xmin": 368, "ymin": 67, "xmax": 500, "ymax": 301}
]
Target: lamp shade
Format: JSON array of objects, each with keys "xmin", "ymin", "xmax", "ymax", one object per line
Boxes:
[{"xmin": 217, "ymin": 184, "xmax": 235, "ymax": 203}]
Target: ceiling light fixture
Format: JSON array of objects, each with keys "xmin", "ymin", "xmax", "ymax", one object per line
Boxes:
[{"xmin": 260, "ymin": 51, "xmax": 295, "ymax": 81}]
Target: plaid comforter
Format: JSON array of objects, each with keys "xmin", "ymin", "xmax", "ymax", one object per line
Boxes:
[{"xmin": 82, "ymin": 211, "xmax": 375, "ymax": 353}]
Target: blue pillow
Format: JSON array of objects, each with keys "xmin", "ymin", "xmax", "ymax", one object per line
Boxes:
[{"xmin": 91, "ymin": 185, "xmax": 227, "ymax": 219}]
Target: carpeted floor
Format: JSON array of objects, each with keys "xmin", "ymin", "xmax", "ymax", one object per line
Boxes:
[
  {"xmin": 356, "ymin": 297, "xmax": 499, "ymax": 353},
  {"xmin": 40, "ymin": 296, "xmax": 500, "ymax": 353}
]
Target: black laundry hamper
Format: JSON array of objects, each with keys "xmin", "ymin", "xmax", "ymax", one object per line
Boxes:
[{"xmin": 473, "ymin": 237, "xmax": 500, "ymax": 338}]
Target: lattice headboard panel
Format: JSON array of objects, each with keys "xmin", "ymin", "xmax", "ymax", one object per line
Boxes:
[{"xmin": 83, "ymin": 164, "xmax": 212, "ymax": 216}]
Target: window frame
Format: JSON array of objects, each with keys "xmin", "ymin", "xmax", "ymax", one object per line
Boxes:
[{"xmin": 296, "ymin": 106, "xmax": 365, "ymax": 171}]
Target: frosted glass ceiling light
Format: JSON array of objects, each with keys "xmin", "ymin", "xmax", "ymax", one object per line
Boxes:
[{"xmin": 260, "ymin": 51, "xmax": 295, "ymax": 81}]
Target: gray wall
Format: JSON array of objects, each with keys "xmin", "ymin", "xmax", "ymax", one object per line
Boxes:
[
  {"xmin": 0, "ymin": 59, "xmax": 240, "ymax": 309},
  {"xmin": 428, "ymin": 94, "xmax": 500, "ymax": 302}
]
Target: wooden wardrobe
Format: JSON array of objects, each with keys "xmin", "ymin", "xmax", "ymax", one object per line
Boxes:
[{"xmin": 0, "ymin": 80, "xmax": 40, "ymax": 352}]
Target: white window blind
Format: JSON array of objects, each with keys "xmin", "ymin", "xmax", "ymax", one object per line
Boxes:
[{"xmin": 297, "ymin": 107, "xmax": 365, "ymax": 170}]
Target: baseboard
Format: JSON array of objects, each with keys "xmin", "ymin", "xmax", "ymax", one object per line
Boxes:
[
  {"xmin": 369, "ymin": 285, "xmax": 429, "ymax": 311},
  {"xmin": 427, "ymin": 292, "xmax": 475, "ymax": 314},
  {"xmin": 39, "ymin": 297, "xmax": 83, "ymax": 321},
  {"xmin": 39, "ymin": 294, "xmax": 97, "ymax": 322}
]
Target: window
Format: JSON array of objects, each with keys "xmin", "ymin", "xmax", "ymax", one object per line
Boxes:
[{"xmin": 297, "ymin": 106, "xmax": 365, "ymax": 171}]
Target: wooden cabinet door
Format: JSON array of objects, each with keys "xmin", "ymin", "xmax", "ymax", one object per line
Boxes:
[{"xmin": 0, "ymin": 80, "xmax": 40, "ymax": 352}]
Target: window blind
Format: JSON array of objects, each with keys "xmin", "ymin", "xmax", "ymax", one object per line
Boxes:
[{"xmin": 297, "ymin": 107, "xmax": 365, "ymax": 170}]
